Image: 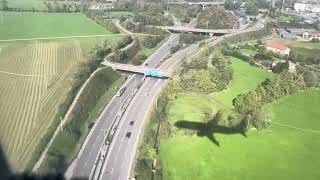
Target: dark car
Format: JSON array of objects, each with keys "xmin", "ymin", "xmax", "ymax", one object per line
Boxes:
[
  {"xmin": 126, "ymin": 132, "xmax": 132, "ymax": 138},
  {"xmin": 129, "ymin": 121, "xmax": 134, "ymax": 126}
]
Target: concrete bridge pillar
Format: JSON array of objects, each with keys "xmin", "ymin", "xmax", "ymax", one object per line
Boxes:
[{"xmin": 201, "ymin": 3, "xmax": 206, "ymax": 10}]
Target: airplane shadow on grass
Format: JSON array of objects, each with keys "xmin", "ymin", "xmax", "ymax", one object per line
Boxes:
[{"xmin": 174, "ymin": 119, "xmax": 247, "ymax": 147}]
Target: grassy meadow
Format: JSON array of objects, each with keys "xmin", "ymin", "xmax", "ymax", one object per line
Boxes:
[
  {"xmin": 160, "ymin": 58, "xmax": 320, "ymax": 180},
  {"xmin": 7, "ymin": 0, "xmax": 46, "ymax": 10},
  {"xmin": 267, "ymin": 38, "xmax": 320, "ymax": 49},
  {"xmin": 0, "ymin": 12, "xmax": 122, "ymax": 172},
  {"xmin": 0, "ymin": 12, "xmax": 117, "ymax": 40},
  {"xmin": 7, "ymin": 0, "xmax": 45, "ymax": 10}
]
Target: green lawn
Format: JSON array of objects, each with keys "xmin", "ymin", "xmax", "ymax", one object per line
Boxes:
[
  {"xmin": 241, "ymin": 48, "xmax": 257, "ymax": 57},
  {"xmin": 212, "ymin": 57, "xmax": 274, "ymax": 108},
  {"xmin": 7, "ymin": 0, "xmax": 45, "ymax": 10},
  {"xmin": 0, "ymin": 12, "xmax": 114, "ymax": 40},
  {"xmin": 160, "ymin": 58, "xmax": 320, "ymax": 180},
  {"xmin": 268, "ymin": 38, "xmax": 320, "ymax": 49}
]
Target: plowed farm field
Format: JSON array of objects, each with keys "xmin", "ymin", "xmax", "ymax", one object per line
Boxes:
[{"xmin": 0, "ymin": 41, "xmax": 83, "ymax": 170}]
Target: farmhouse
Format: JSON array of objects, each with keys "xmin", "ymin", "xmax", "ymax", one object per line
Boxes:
[
  {"xmin": 266, "ymin": 43, "xmax": 290, "ymax": 56},
  {"xmin": 303, "ymin": 32, "xmax": 320, "ymax": 41}
]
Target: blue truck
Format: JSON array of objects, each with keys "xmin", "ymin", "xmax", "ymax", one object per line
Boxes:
[{"xmin": 144, "ymin": 69, "xmax": 163, "ymax": 78}]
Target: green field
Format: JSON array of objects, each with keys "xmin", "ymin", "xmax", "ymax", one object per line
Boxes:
[
  {"xmin": 0, "ymin": 12, "xmax": 121, "ymax": 172},
  {"xmin": 7, "ymin": 0, "xmax": 45, "ymax": 10},
  {"xmin": 0, "ymin": 12, "xmax": 116, "ymax": 40},
  {"xmin": 268, "ymin": 38, "xmax": 320, "ymax": 49},
  {"xmin": 160, "ymin": 58, "xmax": 320, "ymax": 180},
  {"xmin": 241, "ymin": 48, "xmax": 257, "ymax": 57},
  {"xmin": 212, "ymin": 57, "xmax": 274, "ymax": 108}
]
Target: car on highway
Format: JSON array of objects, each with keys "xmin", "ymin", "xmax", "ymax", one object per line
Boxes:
[
  {"xmin": 126, "ymin": 132, "xmax": 132, "ymax": 138},
  {"xmin": 116, "ymin": 86, "xmax": 126, "ymax": 96},
  {"xmin": 129, "ymin": 121, "xmax": 134, "ymax": 126}
]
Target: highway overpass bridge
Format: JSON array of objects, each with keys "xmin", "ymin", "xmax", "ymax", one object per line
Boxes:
[
  {"xmin": 164, "ymin": 26, "xmax": 234, "ymax": 36},
  {"xmin": 102, "ymin": 61, "xmax": 171, "ymax": 78}
]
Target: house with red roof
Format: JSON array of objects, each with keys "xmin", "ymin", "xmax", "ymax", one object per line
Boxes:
[
  {"xmin": 303, "ymin": 31, "xmax": 320, "ymax": 41},
  {"xmin": 266, "ymin": 43, "xmax": 290, "ymax": 56}
]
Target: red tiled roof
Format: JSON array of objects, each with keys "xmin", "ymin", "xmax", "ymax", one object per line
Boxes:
[
  {"xmin": 310, "ymin": 32, "xmax": 320, "ymax": 37},
  {"xmin": 267, "ymin": 43, "xmax": 289, "ymax": 51}
]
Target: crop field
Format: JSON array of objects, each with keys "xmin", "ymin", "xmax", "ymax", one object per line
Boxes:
[
  {"xmin": 0, "ymin": 11, "xmax": 122, "ymax": 171},
  {"xmin": 0, "ymin": 41, "xmax": 85, "ymax": 171},
  {"xmin": 0, "ymin": 12, "xmax": 116, "ymax": 40}
]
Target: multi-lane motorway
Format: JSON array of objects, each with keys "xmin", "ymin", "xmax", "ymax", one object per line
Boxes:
[
  {"xmin": 70, "ymin": 15, "xmax": 266, "ymax": 180},
  {"xmin": 70, "ymin": 31, "xmax": 180, "ymax": 180}
]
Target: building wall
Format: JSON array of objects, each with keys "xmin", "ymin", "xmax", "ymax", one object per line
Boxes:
[{"xmin": 294, "ymin": 3, "xmax": 306, "ymax": 11}]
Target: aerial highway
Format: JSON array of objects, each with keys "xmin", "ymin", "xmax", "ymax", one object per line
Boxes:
[
  {"xmin": 96, "ymin": 16, "xmax": 267, "ymax": 180},
  {"xmin": 69, "ymin": 14, "xmax": 266, "ymax": 180},
  {"xmin": 69, "ymin": 18, "xmax": 181, "ymax": 179}
]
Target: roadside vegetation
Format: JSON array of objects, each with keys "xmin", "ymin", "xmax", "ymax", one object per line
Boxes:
[
  {"xmin": 196, "ymin": 7, "xmax": 236, "ymax": 29},
  {"xmin": 38, "ymin": 67, "xmax": 123, "ymax": 174},
  {"xmin": 169, "ymin": 4, "xmax": 200, "ymax": 23}
]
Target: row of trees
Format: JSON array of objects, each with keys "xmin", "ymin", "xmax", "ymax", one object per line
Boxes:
[
  {"xmin": 141, "ymin": 35, "xmax": 163, "ymax": 49},
  {"xmin": 233, "ymin": 71, "xmax": 306, "ymax": 130},
  {"xmin": 0, "ymin": 0, "xmax": 8, "ymax": 10},
  {"xmin": 165, "ymin": 48, "xmax": 233, "ymax": 101},
  {"xmin": 109, "ymin": 38, "xmax": 141, "ymax": 64},
  {"xmin": 132, "ymin": 3, "xmax": 173, "ymax": 26},
  {"xmin": 289, "ymin": 47, "xmax": 320, "ymax": 65},
  {"xmin": 43, "ymin": 1, "xmax": 81, "ymax": 13}
]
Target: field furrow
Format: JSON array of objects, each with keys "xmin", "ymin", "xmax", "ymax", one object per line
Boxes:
[{"xmin": 0, "ymin": 40, "xmax": 85, "ymax": 171}]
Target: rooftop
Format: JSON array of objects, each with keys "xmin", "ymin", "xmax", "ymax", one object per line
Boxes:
[{"xmin": 267, "ymin": 43, "xmax": 289, "ymax": 51}]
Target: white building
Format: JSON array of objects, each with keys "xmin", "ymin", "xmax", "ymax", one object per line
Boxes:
[
  {"xmin": 303, "ymin": 32, "xmax": 320, "ymax": 40},
  {"xmin": 294, "ymin": 3, "xmax": 306, "ymax": 12},
  {"xmin": 306, "ymin": 5, "xmax": 320, "ymax": 13}
]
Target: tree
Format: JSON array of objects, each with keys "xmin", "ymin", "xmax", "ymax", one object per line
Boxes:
[
  {"xmin": 1, "ymin": 0, "xmax": 8, "ymax": 10},
  {"xmin": 54, "ymin": 0, "xmax": 61, "ymax": 12},
  {"xmin": 165, "ymin": 76, "xmax": 183, "ymax": 101},
  {"xmin": 246, "ymin": 3, "xmax": 259, "ymax": 16},
  {"xmin": 181, "ymin": 69, "xmax": 216, "ymax": 94}
]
